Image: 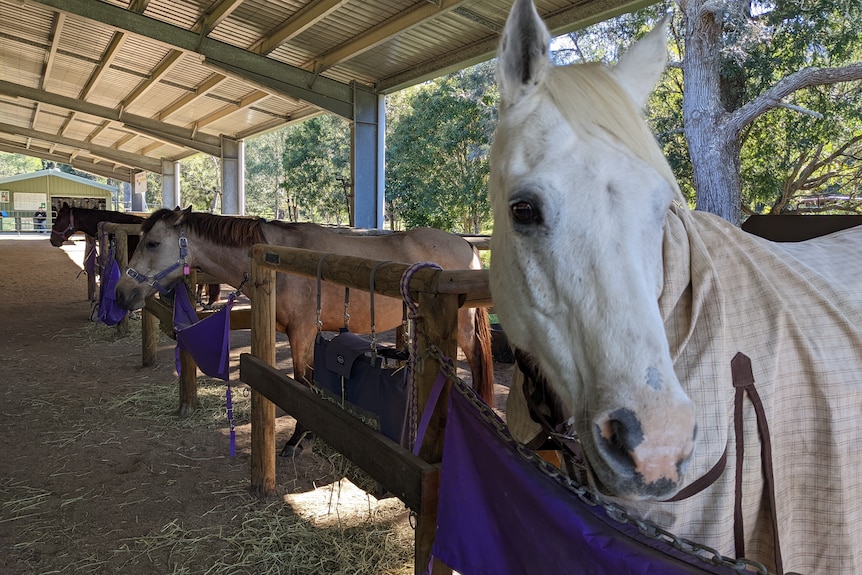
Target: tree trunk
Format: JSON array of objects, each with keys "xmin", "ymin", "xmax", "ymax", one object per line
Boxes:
[{"xmin": 679, "ymin": 0, "xmax": 744, "ymax": 225}]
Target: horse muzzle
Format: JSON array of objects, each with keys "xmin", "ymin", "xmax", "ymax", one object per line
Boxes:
[
  {"xmin": 114, "ymin": 278, "xmax": 148, "ymax": 311},
  {"xmin": 589, "ymin": 401, "xmax": 696, "ymax": 500}
]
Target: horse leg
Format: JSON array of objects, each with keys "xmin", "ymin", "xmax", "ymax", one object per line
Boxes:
[
  {"xmin": 279, "ymin": 328, "xmax": 317, "ymax": 458},
  {"xmin": 457, "ymin": 307, "xmax": 495, "ymax": 405},
  {"xmin": 206, "ymin": 283, "xmax": 220, "ymax": 306}
]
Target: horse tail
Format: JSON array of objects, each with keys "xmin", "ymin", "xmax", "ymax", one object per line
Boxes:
[{"xmin": 472, "ymin": 306, "xmax": 495, "ymax": 406}]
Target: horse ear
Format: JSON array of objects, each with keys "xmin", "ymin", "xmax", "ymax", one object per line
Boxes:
[
  {"xmin": 612, "ymin": 17, "xmax": 669, "ymax": 108},
  {"xmin": 497, "ymin": 0, "xmax": 551, "ymax": 107}
]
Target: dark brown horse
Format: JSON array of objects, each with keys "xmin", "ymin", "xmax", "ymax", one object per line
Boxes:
[
  {"xmin": 50, "ymin": 203, "xmax": 220, "ymax": 305},
  {"xmin": 114, "ymin": 207, "xmax": 495, "ymax": 455}
]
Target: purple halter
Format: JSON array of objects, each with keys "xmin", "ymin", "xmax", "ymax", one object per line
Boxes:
[{"xmin": 125, "ymin": 228, "xmax": 189, "ymax": 294}]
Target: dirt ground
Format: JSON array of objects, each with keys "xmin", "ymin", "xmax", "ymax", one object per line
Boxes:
[{"xmin": 0, "ymin": 234, "xmax": 513, "ymax": 575}]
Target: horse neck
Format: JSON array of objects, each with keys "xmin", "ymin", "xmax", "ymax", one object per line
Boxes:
[
  {"xmin": 76, "ymin": 209, "xmax": 140, "ymax": 236},
  {"xmin": 186, "ymin": 230, "xmax": 257, "ymax": 289}
]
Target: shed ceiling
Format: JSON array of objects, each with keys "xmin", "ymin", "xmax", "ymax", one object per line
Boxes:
[{"xmin": 0, "ymin": 0, "xmax": 650, "ymax": 182}]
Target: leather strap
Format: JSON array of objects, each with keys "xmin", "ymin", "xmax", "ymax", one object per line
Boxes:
[
  {"xmin": 731, "ymin": 352, "xmax": 783, "ymax": 574},
  {"xmin": 661, "ymin": 446, "xmax": 727, "ymax": 502}
]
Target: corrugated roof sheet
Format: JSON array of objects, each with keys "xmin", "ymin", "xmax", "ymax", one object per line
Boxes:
[{"xmin": 0, "ymin": 0, "xmax": 649, "ymax": 182}]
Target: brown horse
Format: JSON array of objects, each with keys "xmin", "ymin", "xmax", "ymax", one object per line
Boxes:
[
  {"xmin": 50, "ymin": 203, "xmax": 220, "ymax": 306},
  {"xmin": 114, "ymin": 207, "xmax": 494, "ymax": 455},
  {"xmin": 50, "ymin": 203, "xmax": 144, "ymax": 247}
]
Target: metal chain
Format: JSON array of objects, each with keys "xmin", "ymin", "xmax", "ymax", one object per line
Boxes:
[{"xmin": 426, "ymin": 344, "xmax": 777, "ymax": 575}]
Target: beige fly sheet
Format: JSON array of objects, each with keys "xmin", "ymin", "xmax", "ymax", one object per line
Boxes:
[{"xmin": 509, "ymin": 206, "xmax": 862, "ymax": 574}]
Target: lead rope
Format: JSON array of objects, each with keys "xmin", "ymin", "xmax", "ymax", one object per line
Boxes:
[
  {"xmin": 398, "ymin": 262, "xmax": 442, "ymax": 454},
  {"xmin": 223, "ymin": 273, "xmax": 249, "ymax": 458},
  {"xmin": 369, "ymin": 260, "xmax": 393, "ymax": 358}
]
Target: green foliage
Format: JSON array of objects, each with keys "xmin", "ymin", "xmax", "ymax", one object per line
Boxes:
[
  {"xmin": 245, "ymin": 129, "xmax": 287, "ymax": 218},
  {"xmin": 177, "ymin": 154, "xmax": 222, "ymax": 211},
  {"xmin": 385, "ymin": 62, "xmax": 496, "ymax": 233},
  {"xmin": 0, "ymin": 153, "xmax": 43, "ymax": 177},
  {"xmin": 556, "ymin": 0, "xmax": 861, "ymax": 214},
  {"xmin": 280, "ymin": 115, "xmax": 351, "ymax": 224},
  {"xmin": 737, "ymin": 0, "xmax": 862, "ymax": 213}
]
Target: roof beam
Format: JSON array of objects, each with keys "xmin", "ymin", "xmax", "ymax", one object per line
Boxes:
[
  {"xmin": 0, "ymin": 140, "xmax": 134, "ymax": 182},
  {"xmin": 200, "ymin": 0, "xmax": 245, "ymax": 35},
  {"xmin": 378, "ymin": 0, "xmax": 657, "ymax": 92},
  {"xmin": 305, "ymin": 0, "xmax": 463, "ymax": 74},
  {"xmin": 29, "ymin": 0, "xmax": 355, "ymax": 118},
  {"xmin": 140, "ymin": 0, "xmax": 244, "ymax": 121},
  {"xmin": 0, "ymin": 81, "xmax": 222, "ymax": 156},
  {"xmin": 192, "ymin": 89, "xmax": 269, "ymax": 131},
  {"xmin": 252, "ymin": 0, "xmax": 344, "ymax": 55},
  {"xmin": 157, "ymin": 73, "xmax": 227, "ymax": 121},
  {"xmin": 80, "ymin": 31, "xmax": 127, "ymax": 100},
  {"xmin": 42, "ymin": 13, "xmax": 65, "ymax": 90},
  {"xmin": 0, "ymin": 122, "xmax": 162, "ymax": 172},
  {"xmin": 120, "ymin": 50, "xmax": 184, "ymax": 110}
]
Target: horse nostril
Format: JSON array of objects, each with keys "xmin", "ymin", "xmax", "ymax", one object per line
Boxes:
[{"xmin": 594, "ymin": 408, "xmax": 644, "ymax": 472}]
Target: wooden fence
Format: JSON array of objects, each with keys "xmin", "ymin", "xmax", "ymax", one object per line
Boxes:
[{"xmin": 239, "ymin": 243, "xmax": 492, "ymax": 575}]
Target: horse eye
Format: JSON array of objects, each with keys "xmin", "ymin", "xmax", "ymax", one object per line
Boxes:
[
  {"xmin": 511, "ymin": 201, "xmax": 539, "ymax": 224},
  {"xmin": 145, "ymin": 241, "xmax": 160, "ymax": 249}
]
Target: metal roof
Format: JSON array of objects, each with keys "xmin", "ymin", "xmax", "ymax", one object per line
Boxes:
[
  {"xmin": 0, "ymin": 0, "xmax": 650, "ymax": 182},
  {"xmin": 0, "ymin": 168, "xmax": 117, "ymax": 192}
]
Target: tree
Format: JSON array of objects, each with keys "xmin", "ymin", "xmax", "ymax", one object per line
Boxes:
[
  {"xmin": 0, "ymin": 153, "xmax": 43, "ymax": 177},
  {"xmin": 245, "ymin": 129, "xmax": 287, "ymax": 218},
  {"xmin": 280, "ymin": 115, "xmax": 351, "ymax": 224},
  {"xmin": 176, "ymin": 154, "xmax": 222, "ymax": 211},
  {"xmin": 679, "ymin": 0, "xmax": 862, "ymax": 224},
  {"xmin": 386, "ymin": 62, "xmax": 496, "ymax": 233},
  {"xmin": 558, "ymin": 1, "xmax": 862, "ymax": 223}
]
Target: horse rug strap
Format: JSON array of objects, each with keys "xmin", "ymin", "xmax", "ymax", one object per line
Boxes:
[
  {"xmin": 312, "ymin": 329, "xmax": 410, "ymax": 446},
  {"xmin": 430, "ymin": 382, "xmax": 740, "ymax": 575},
  {"xmin": 172, "ymin": 285, "xmax": 234, "ymax": 381},
  {"xmin": 731, "ymin": 352, "xmax": 783, "ymax": 574}
]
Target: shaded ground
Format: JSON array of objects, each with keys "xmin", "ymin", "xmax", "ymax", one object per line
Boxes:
[{"xmin": 0, "ymin": 233, "xmax": 512, "ymax": 575}]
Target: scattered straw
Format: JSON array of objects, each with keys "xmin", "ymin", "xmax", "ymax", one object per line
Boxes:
[{"xmin": 116, "ymin": 482, "xmax": 413, "ymax": 575}]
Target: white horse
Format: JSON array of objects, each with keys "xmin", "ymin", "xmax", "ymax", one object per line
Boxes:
[{"xmin": 491, "ymin": 0, "xmax": 862, "ymax": 572}]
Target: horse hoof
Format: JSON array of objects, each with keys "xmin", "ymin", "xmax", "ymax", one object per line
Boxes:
[{"xmin": 279, "ymin": 443, "xmax": 305, "ymax": 458}]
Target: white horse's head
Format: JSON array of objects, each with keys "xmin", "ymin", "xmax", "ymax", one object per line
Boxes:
[
  {"xmin": 115, "ymin": 207, "xmax": 196, "ymax": 310},
  {"xmin": 490, "ymin": 0, "xmax": 695, "ymax": 500}
]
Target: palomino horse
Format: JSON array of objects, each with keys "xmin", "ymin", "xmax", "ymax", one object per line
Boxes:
[
  {"xmin": 491, "ymin": 0, "xmax": 862, "ymax": 572},
  {"xmin": 114, "ymin": 207, "xmax": 494, "ymax": 455},
  {"xmin": 50, "ymin": 203, "xmax": 219, "ymax": 306}
]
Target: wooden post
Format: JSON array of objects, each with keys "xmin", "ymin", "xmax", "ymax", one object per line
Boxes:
[
  {"xmin": 141, "ymin": 306, "xmax": 158, "ymax": 366},
  {"xmin": 113, "ymin": 226, "xmax": 130, "ymax": 335},
  {"xmin": 414, "ymin": 290, "xmax": 459, "ymax": 575},
  {"xmin": 85, "ymin": 235, "xmax": 97, "ymax": 301},
  {"xmin": 178, "ymin": 348, "xmax": 198, "ymax": 416},
  {"xmin": 249, "ymin": 256, "xmax": 277, "ymax": 496},
  {"xmin": 176, "ymin": 272, "xmax": 199, "ymax": 415}
]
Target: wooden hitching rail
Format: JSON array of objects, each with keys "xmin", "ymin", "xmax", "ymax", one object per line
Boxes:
[{"xmin": 240, "ymin": 243, "xmax": 491, "ymax": 575}]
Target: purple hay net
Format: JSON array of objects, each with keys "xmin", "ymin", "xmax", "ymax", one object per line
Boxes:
[
  {"xmin": 97, "ymin": 258, "xmax": 128, "ymax": 326},
  {"xmin": 172, "ymin": 285, "xmax": 234, "ymax": 381}
]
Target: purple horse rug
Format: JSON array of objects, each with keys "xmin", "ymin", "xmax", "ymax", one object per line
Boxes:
[
  {"xmin": 173, "ymin": 286, "xmax": 234, "ymax": 381},
  {"xmin": 430, "ymin": 381, "xmax": 739, "ymax": 575}
]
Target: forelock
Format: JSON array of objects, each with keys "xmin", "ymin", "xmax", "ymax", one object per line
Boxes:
[{"xmin": 545, "ymin": 62, "xmax": 683, "ymax": 203}]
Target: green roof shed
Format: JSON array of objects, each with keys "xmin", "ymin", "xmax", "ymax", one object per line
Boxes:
[{"xmin": 0, "ymin": 170, "xmax": 117, "ymax": 232}]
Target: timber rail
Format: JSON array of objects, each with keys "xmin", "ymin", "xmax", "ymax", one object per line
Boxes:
[{"xmin": 240, "ymin": 243, "xmax": 492, "ymax": 575}]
